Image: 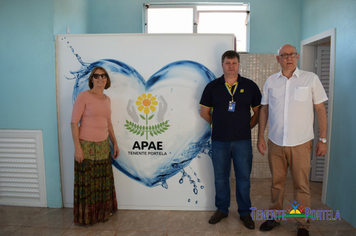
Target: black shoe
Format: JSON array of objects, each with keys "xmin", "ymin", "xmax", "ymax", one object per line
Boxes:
[
  {"xmin": 297, "ymin": 228, "xmax": 309, "ymax": 236},
  {"xmin": 239, "ymin": 214, "xmax": 255, "ymax": 229},
  {"xmin": 259, "ymin": 220, "xmax": 280, "ymax": 231},
  {"xmin": 208, "ymin": 210, "xmax": 228, "ymax": 224}
]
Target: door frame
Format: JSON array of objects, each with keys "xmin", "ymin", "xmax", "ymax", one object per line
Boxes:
[{"xmin": 300, "ymin": 28, "xmax": 336, "ymax": 203}]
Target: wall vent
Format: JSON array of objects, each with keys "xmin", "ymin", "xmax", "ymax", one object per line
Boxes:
[{"xmin": 0, "ymin": 130, "xmax": 47, "ymax": 207}]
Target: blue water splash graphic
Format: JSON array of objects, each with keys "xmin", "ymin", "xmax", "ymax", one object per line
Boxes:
[
  {"xmin": 179, "ymin": 167, "xmax": 204, "ymax": 196},
  {"xmin": 66, "ymin": 44, "xmax": 214, "ymax": 196}
]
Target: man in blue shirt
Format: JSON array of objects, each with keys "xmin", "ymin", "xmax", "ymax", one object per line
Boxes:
[{"xmin": 200, "ymin": 50, "xmax": 261, "ymax": 229}]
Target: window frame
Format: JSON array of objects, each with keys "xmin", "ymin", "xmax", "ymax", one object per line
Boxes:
[{"xmin": 144, "ymin": 3, "xmax": 250, "ymax": 52}]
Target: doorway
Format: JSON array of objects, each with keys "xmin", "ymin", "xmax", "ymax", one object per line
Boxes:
[{"xmin": 300, "ymin": 28, "xmax": 336, "ymax": 204}]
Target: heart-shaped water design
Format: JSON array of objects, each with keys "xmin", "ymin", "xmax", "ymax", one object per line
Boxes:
[{"xmin": 69, "ymin": 53, "xmax": 214, "ymax": 188}]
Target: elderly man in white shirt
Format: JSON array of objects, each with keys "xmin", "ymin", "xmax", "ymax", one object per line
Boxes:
[{"xmin": 257, "ymin": 44, "xmax": 328, "ymax": 236}]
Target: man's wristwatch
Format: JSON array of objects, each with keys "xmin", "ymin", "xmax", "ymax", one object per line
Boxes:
[{"xmin": 318, "ymin": 138, "xmax": 327, "ymax": 143}]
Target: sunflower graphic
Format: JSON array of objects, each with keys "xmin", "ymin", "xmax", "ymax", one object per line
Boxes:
[
  {"xmin": 125, "ymin": 93, "xmax": 170, "ymax": 140},
  {"xmin": 135, "ymin": 93, "xmax": 158, "ymax": 127},
  {"xmin": 136, "ymin": 93, "xmax": 158, "ymax": 114}
]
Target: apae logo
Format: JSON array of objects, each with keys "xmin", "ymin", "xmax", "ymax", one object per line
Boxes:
[{"xmin": 125, "ymin": 93, "xmax": 169, "ymax": 155}]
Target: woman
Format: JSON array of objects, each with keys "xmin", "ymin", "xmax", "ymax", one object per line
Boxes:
[{"xmin": 71, "ymin": 66, "xmax": 119, "ymax": 226}]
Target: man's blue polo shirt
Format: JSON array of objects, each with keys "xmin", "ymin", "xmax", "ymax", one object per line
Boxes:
[{"xmin": 200, "ymin": 75, "xmax": 261, "ymax": 141}]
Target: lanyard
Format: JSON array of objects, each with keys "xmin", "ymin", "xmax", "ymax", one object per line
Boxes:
[{"xmin": 225, "ymin": 82, "xmax": 238, "ymax": 102}]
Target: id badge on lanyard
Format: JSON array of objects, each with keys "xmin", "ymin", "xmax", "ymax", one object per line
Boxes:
[
  {"xmin": 228, "ymin": 101, "xmax": 236, "ymax": 112},
  {"xmin": 226, "ymin": 83, "xmax": 238, "ymax": 112}
]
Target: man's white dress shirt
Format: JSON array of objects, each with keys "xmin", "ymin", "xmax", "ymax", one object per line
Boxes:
[{"xmin": 261, "ymin": 68, "xmax": 328, "ymax": 147}]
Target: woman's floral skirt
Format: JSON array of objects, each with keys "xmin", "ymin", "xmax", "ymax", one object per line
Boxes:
[{"xmin": 73, "ymin": 138, "xmax": 117, "ymax": 226}]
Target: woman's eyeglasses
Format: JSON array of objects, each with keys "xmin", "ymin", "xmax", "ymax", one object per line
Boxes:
[{"xmin": 93, "ymin": 73, "xmax": 108, "ymax": 79}]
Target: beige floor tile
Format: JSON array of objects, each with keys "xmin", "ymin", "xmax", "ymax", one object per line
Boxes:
[
  {"xmin": 167, "ymin": 210, "xmax": 217, "ymax": 232},
  {"xmin": 168, "ymin": 231, "xmax": 218, "ymax": 236},
  {"xmin": 311, "ymin": 232, "xmax": 324, "ymax": 236},
  {"xmin": 268, "ymin": 230, "xmax": 306, "ymax": 236},
  {"xmin": 115, "ymin": 231, "xmax": 167, "ymax": 236},
  {"xmin": 269, "ymin": 229, "xmax": 326, "ymax": 236},
  {"xmin": 0, "ymin": 206, "xmax": 42, "ymax": 226},
  {"xmin": 117, "ymin": 210, "xmax": 169, "ymax": 231},
  {"xmin": 250, "ymin": 194, "xmax": 272, "ymax": 211},
  {"xmin": 309, "ymin": 182, "xmax": 323, "ymax": 194},
  {"xmin": 0, "ymin": 205, "xmax": 42, "ymax": 215},
  {"xmin": 250, "ymin": 178, "xmax": 272, "ymax": 195},
  {"xmin": 63, "ymin": 229, "xmax": 116, "ymax": 236},
  {"xmin": 0, "ymin": 214, "xmax": 28, "ymax": 227},
  {"xmin": 0, "ymin": 179, "xmax": 354, "ymax": 236},
  {"xmin": 310, "ymin": 194, "xmax": 332, "ymax": 211},
  {"xmin": 229, "ymin": 198, "xmax": 238, "ymax": 213},
  {"xmin": 311, "ymin": 193, "xmax": 322, "ymax": 203},
  {"xmin": 21, "ymin": 208, "xmax": 73, "ymax": 228},
  {"xmin": 8, "ymin": 226, "xmax": 66, "ymax": 236},
  {"xmin": 312, "ymin": 217, "xmax": 355, "ymax": 231},
  {"xmin": 0, "ymin": 225, "xmax": 19, "ymax": 236},
  {"xmin": 219, "ymin": 231, "xmax": 269, "ymax": 236},
  {"xmin": 319, "ymin": 229, "xmax": 356, "ymax": 236}
]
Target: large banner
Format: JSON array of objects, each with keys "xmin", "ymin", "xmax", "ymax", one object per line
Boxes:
[{"xmin": 56, "ymin": 34, "xmax": 234, "ymax": 210}]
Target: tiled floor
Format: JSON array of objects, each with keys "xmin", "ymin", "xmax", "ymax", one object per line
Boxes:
[{"xmin": 1, "ymin": 178, "xmax": 355, "ymax": 236}]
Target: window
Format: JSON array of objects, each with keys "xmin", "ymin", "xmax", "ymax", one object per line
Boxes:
[
  {"xmin": 147, "ymin": 8, "xmax": 194, "ymax": 33},
  {"xmin": 144, "ymin": 3, "xmax": 250, "ymax": 52}
]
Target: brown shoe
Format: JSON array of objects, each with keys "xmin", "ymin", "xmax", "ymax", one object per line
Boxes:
[
  {"xmin": 297, "ymin": 228, "xmax": 309, "ymax": 236},
  {"xmin": 259, "ymin": 220, "xmax": 280, "ymax": 231},
  {"xmin": 240, "ymin": 214, "xmax": 255, "ymax": 229},
  {"xmin": 208, "ymin": 210, "xmax": 228, "ymax": 224}
]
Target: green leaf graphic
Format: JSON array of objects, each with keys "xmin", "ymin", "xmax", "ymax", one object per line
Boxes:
[{"xmin": 125, "ymin": 120, "xmax": 170, "ymax": 138}]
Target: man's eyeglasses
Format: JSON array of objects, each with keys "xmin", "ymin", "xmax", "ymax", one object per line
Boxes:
[
  {"xmin": 93, "ymin": 73, "xmax": 108, "ymax": 79},
  {"xmin": 279, "ymin": 53, "xmax": 298, "ymax": 59}
]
